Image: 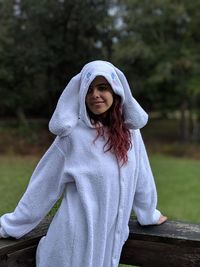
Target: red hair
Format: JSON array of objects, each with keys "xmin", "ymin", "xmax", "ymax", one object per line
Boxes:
[{"xmin": 87, "ymin": 95, "xmax": 132, "ymax": 165}]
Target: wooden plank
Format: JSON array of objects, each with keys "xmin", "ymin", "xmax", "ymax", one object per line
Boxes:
[
  {"xmin": 0, "ymin": 245, "xmax": 36, "ymax": 267},
  {"xmin": 120, "ymin": 239, "xmax": 200, "ymax": 267},
  {"xmin": 1, "ymin": 217, "xmax": 200, "ymax": 266},
  {"xmin": 128, "ymin": 219, "xmax": 200, "ymax": 244},
  {"xmin": 0, "ymin": 217, "xmax": 51, "ymax": 256},
  {"xmin": 119, "ymin": 219, "xmax": 200, "ymax": 266}
]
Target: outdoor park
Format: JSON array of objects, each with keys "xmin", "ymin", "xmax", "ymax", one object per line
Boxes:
[{"xmin": 0, "ymin": 1, "xmax": 200, "ymax": 266}]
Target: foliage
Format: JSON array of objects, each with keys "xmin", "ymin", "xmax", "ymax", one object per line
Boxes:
[
  {"xmin": 0, "ymin": 0, "xmax": 117, "ymax": 118},
  {"xmin": 1, "ymin": 0, "xmax": 200, "ymax": 141},
  {"xmin": 114, "ymin": 0, "xmax": 200, "ymax": 140}
]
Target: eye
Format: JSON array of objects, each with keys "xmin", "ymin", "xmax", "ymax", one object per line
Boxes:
[
  {"xmin": 87, "ymin": 83, "xmax": 111, "ymax": 95},
  {"xmin": 87, "ymin": 87, "xmax": 93, "ymax": 94},
  {"xmin": 97, "ymin": 83, "xmax": 110, "ymax": 91}
]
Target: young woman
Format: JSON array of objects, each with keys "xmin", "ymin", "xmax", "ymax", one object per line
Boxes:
[{"xmin": 0, "ymin": 60, "xmax": 167, "ymax": 267}]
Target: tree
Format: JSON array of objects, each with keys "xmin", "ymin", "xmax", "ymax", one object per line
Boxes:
[
  {"xmin": 113, "ymin": 0, "xmax": 200, "ymax": 141},
  {"xmin": 0, "ymin": 0, "xmax": 117, "ymax": 120}
]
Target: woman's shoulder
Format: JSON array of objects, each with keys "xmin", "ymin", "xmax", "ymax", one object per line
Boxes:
[
  {"xmin": 130, "ymin": 129, "xmax": 141, "ymax": 139},
  {"xmin": 130, "ymin": 129, "xmax": 146, "ymax": 149},
  {"xmin": 53, "ymin": 122, "xmax": 94, "ymax": 153}
]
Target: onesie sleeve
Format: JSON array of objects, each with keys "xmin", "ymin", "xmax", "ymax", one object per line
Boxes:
[
  {"xmin": 132, "ymin": 130, "xmax": 161, "ymax": 226},
  {"xmin": 0, "ymin": 137, "xmax": 72, "ymax": 239}
]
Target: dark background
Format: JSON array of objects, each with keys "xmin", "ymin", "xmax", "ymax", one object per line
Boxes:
[{"xmin": 0, "ymin": 0, "xmax": 200, "ymax": 154}]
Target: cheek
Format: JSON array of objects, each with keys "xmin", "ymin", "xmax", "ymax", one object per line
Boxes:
[{"xmin": 107, "ymin": 93, "xmax": 114, "ymax": 106}]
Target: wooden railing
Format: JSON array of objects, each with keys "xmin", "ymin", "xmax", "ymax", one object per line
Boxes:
[{"xmin": 1, "ymin": 217, "xmax": 200, "ymax": 266}]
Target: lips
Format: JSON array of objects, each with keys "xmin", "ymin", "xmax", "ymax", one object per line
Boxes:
[{"xmin": 92, "ymin": 101, "xmax": 104, "ymax": 105}]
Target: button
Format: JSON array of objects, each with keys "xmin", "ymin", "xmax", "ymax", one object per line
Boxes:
[
  {"xmin": 115, "ymin": 233, "xmax": 120, "ymax": 239},
  {"xmin": 112, "ymin": 258, "xmax": 117, "ymax": 265},
  {"xmin": 112, "ymin": 255, "xmax": 117, "ymax": 261}
]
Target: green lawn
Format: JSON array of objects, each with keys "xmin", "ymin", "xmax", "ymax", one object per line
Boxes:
[
  {"xmin": 150, "ymin": 154, "xmax": 200, "ymax": 223},
  {"xmin": 0, "ymin": 154, "xmax": 200, "ymax": 267},
  {"xmin": 0, "ymin": 156, "xmax": 38, "ymax": 214},
  {"xmin": 1, "ymin": 154, "xmax": 200, "ymax": 223}
]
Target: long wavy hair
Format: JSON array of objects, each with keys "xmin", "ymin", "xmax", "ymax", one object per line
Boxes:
[{"xmin": 87, "ymin": 94, "xmax": 132, "ymax": 165}]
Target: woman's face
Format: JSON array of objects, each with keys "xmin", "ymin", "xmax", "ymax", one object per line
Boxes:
[{"xmin": 86, "ymin": 76, "xmax": 114, "ymax": 116}]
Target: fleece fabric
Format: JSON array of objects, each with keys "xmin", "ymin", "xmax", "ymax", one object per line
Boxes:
[
  {"xmin": 49, "ymin": 60, "xmax": 148, "ymax": 136},
  {"xmin": 0, "ymin": 60, "xmax": 161, "ymax": 267}
]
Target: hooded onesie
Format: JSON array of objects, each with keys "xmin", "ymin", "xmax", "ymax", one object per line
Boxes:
[{"xmin": 0, "ymin": 60, "xmax": 161, "ymax": 267}]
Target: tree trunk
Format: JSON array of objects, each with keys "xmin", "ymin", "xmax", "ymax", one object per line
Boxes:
[
  {"xmin": 16, "ymin": 107, "xmax": 28, "ymax": 126},
  {"xmin": 179, "ymin": 99, "xmax": 190, "ymax": 142},
  {"xmin": 191, "ymin": 114, "xmax": 200, "ymax": 141}
]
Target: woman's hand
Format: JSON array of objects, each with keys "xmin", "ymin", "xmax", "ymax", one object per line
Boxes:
[{"xmin": 157, "ymin": 215, "xmax": 167, "ymax": 225}]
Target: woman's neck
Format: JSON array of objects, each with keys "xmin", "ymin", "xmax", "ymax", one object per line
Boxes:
[{"xmin": 87, "ymin": 109, "xmax": 110, "ymax": 127}]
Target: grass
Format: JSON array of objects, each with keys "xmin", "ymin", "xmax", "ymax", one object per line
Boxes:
[
  {"xmin": 150, "ymin": 154, "xmax": 200, "ymax": 223},
  {"xmin": 0, "ymin": 156, "xmax": 38, "ymax": 214},
  {"xmin": 1, "ymin": 118, "xmax": 199, "ymax": 267},
  {"xmin": 1, "ymin": 154, "xmax": 200, "ymax": 222},
  {"xmin": 0, "ymin": 154, "xmax": 200, "ymax": 267}
]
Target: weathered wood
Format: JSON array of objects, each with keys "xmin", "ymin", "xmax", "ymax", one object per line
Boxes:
[
  {"xmin": 0, "ymin": 217, "xmax": 200, "ymax": 266},
  {"xmin": 0, "ymin": 217, "xmax": 51, "ymax": 267},
  {"xmin": 0, "ymin": 245, "xmax": 36, "ymax": 267},
  {"xmin": 120, "ymin": 219, "xmax": 200, "ymax": 266}
]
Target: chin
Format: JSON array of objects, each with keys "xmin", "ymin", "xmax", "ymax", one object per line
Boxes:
[{"xmin": 92, "ymin": 109, "xmax": 106, "ymax": 115}]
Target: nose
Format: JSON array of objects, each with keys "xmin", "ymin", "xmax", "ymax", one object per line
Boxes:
[{"xmin": 91, "ymin": 87, "xmax": 100, "ymax": 98}]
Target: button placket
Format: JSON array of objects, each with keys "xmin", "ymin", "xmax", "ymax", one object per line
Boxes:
[{"xmin": 112, "ymin": 170, "xmax": 126, "ymax": 265}]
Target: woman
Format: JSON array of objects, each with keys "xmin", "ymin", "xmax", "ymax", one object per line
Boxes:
[{"xmin": 0, "ymin": 60, "xmax": 167, "ymax": 267}]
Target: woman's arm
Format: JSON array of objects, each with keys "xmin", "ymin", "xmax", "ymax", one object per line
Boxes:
[
  {"xmin": 132, "ymin": 130, "xmax": 167, "ymax": 226},
  {"xmin": 0, "ymin": 137, "xmax": 72, "ymax": 239}
]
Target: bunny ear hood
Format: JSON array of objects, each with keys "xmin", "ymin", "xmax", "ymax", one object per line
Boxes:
[{"xmin": 49, "ymin": 60, "xmax": 148, "ymax": 136}]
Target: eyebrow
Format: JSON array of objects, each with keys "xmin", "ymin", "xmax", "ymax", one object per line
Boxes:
[{"xmin": 89, "ymin": 82, "xmax": 109, "ymax": 87}]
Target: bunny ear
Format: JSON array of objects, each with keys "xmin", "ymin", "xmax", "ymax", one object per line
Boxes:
[
  {"xmin": 114, "ymin": 66, "xmax": 148, "ymax": 129},
  {"xmin": 49, "ymin": 60, "xmax": 148, "ymax": 137},
  {"xmin": 49, "ymin": 73, "xmax": 81, "ymax": 136}
]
